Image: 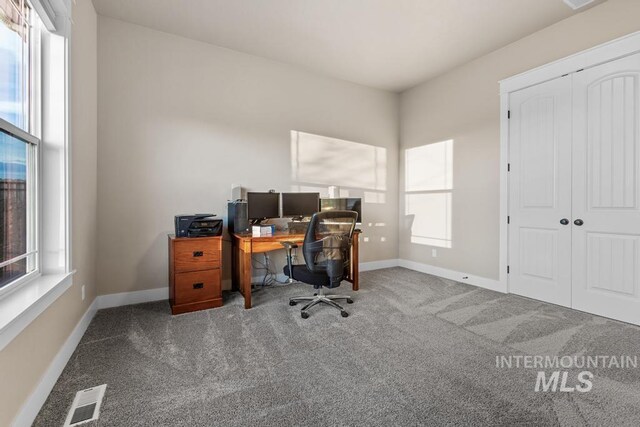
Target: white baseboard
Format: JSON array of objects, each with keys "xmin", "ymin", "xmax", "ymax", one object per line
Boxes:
[
  {"xmin": 251, "ymin": 260, "xmax": 400, "ymax": 283},
  {"xmin": 12, "ymin": 298, "xmax": 98, "ymax": 427},
  {"xmin": 218, "ymin": 260, "xmax": 399, "ymax": 290},
  {"xmin": 251, "ymin": 273, "xmax": 290, "ymax": 284},
  {"xmin": 273, "ymin": 273, "xmax": 289, "ymax": 283},
  {"xmin": 95, "ymin": 259, "xmax": 503, "ymax": 310},
  {"xmin": 360, "ymin": 259, "xmax": 400, "ymax": 271},
  {"xmin": 97, "ymin": 287, "xmax": 168, "ymax": 309},
  {"xmin": 398, "ymin": 259, "xmax": 506, "ymax": 293}
]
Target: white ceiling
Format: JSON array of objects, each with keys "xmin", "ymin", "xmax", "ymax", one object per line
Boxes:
[{"xmin": 91, "ymin": 0, "xmax": 603, "ymax": 92}]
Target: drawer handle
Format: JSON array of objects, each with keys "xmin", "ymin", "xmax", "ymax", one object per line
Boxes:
[
  {"xmin": 193, "ymin": 251, "xmax": 204, "ymax": 257},
  {"xmin": 193, "ymin": 282, "xmax": 204, "ymax": 289}
]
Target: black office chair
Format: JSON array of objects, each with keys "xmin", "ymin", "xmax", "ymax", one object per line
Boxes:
[{"xmin": 283, "ymin": 210, "xmax": 357, "ymax": 318}]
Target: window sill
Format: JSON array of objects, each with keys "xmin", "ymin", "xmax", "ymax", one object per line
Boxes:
[{"xmin": 0, "ymin": 271, "xmax": 75, "ymax": 351}]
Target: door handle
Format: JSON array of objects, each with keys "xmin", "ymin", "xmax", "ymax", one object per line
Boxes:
[
  {"xmin": 560, "ymin": 218, "xmax": 569, "ymax": 225},
  {"xmin": 574, "ymin": 219, "xmax": 584, "ymax": 226}
]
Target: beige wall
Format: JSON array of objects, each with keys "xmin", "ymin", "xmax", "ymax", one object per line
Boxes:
[
  {"xmin": 399, "ymin": 0, "xmax": 640, "ymax": 280},
  {"xmin": 96, "ymin": 17, "xmax": 399, "ymax": 296},
  {"xmin": 71, "ymin": 0, "xmax": 99, "ymax": 314},
  {"xmin": 0, "ymin": 1, "xmax": 98, "ymax": 424}
]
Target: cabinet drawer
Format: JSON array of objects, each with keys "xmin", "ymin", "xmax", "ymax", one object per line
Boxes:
[
  {"xmin": 174, "ymin": 269, "xmax": 221, "ymax": 305},
  {"xmin": 174, "ymin": 239, "xmax": 221, "ymax": 272}
]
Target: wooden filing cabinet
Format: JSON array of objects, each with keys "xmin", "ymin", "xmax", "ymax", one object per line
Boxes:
[{"xmin": 168, "ymin": 234, "xmax": 222, "ymax": 314}]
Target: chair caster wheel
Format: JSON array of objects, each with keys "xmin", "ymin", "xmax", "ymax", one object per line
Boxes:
[
  {"xmin": 341, "ymin": 311, "xmax": 349, "ymax": 318},
  {"xmin": 313, "ymin": 293, "xmax": 318, "ymax": 296},
  {"xmin": 347, "ymin": 299, "xmax": 354, "ymax": 304},
  {"xmin": 289, "ymin": 300, "xmax": 297, "ymax": 306},
  {"xmin": 301, "ymin": 311, "xmax": 309, "ymax": 319}
]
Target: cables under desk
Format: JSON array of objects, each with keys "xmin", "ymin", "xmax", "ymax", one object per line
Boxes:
[{"xmin": 251, "ymin": 251, "xmax": 295, "ymax": 288}]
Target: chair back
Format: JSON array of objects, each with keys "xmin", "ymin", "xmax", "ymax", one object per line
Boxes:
[{"xmin": 302, "ymin": 210, "xmax": 357, "ymax": 287}]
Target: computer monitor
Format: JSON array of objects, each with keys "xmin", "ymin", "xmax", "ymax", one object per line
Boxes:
[
  {"xmin": 320, "ymin": 198, "xmax": 362, "ymax": 223},
  {"xmin": 282, "ymin": 192, "xmax": 320, "ymax": 220},
  {"xmin": 247, "ymin": 192, "xmax": 280, "ymax": 223}
]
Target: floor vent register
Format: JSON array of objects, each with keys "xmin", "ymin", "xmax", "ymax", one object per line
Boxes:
[{"xmin": 64, "ymin": 384, "xmax": 107, "ymax": 426}]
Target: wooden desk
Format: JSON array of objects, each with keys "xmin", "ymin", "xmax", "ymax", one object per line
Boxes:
[{"xmin": 231, "ymin": 230, "xmax": 360, "ymax": 309}]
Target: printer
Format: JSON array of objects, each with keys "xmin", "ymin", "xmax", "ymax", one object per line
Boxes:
[{"xmin": 174, "ymin": 214, "xmax": 223, "ymax": 238}]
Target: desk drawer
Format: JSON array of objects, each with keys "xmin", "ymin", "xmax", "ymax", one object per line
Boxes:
[
  {"xmin": 175, "ymin": 269, "xmax": 221, "ymax": 305},
  {"xmin": 174, "ymin": 239, "xmax": 221, "ymax": 272}
]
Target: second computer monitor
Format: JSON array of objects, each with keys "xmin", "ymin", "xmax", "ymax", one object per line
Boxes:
[
  {"xmin": 247, "ymin": 192, "xmax": 280, "ymax": 222},
  {"xmin": 282, "ymin": 192, "xmax": 320, "ymax": 220}
]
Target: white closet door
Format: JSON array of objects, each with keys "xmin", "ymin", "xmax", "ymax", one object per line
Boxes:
[
  {"xmin": 509, "ymin": 77, "xmax": 573, "ymax": 306},
  {"xmin": 572, "ymin": 53, "xmax": 640, "ymax": 325}
]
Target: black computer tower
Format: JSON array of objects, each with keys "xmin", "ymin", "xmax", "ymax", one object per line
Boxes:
[{"xmin": 228, "ymin": 201, "xmax": 249, "ymax": 233}]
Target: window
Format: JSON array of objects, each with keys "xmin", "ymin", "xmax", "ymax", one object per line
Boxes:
[
  {"xmin": 1, "ymin": 0, "xmax": 38, "ymax": 290},
  {"xmin": 1, "ymin": 0, "xmax": 31, "ymax": 130},
  {"xmin": 405, "ymin": 140, "xmax": 454, "ymax": 248}
]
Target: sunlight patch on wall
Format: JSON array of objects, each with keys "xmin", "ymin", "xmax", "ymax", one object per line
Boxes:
[
  {"xmin": 291, "ymin": 131, "xmax": 386, "ymax": 191},
  {"xmin": 405, "ymin": 140, "xmax": 453, "ymax": 248},
  {"xmin": 406, "ymin": 139, "xmax": 453, "ymax": 192},
  {"xmin": 405, "ymin": 193, "xmax": 452, "ymax": 247},
  {"xmin": 364, "ymin": 191, "xmax": 385, "ymax": 204},
  {"xmin": 288, "ymin": 184, "xmax": 330, "ymax": 195}
]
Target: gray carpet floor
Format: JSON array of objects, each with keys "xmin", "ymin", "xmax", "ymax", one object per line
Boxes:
[{"xmin": 34, "ymin": 267, "xmax": 640, "ymax": 426}]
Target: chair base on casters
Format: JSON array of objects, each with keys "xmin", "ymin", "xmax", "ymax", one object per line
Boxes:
[{"xmin": 289, "ymin": 287, "xmax": 353, "ymax": 318}]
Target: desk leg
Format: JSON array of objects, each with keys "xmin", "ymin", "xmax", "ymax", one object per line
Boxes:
[
  {"xmin": 231, "ymin": 239, "xmax": 239, "ymax": 292},
  {"xmin": 352, "ymin": 234, "xmax": 359, "ymax": 291},
  {"xmin": 240, "ymin": 248, "xmax": 252, "ymax": 309}
]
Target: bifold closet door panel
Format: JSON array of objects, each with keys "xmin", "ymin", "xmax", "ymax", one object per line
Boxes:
[
  {"xmin": 508, "ymin": 76, "xmax": 573, "ymax": 307},
  {"xmin": 572, "ymin": 52, "xmax": 640, "ymax": 325}
]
